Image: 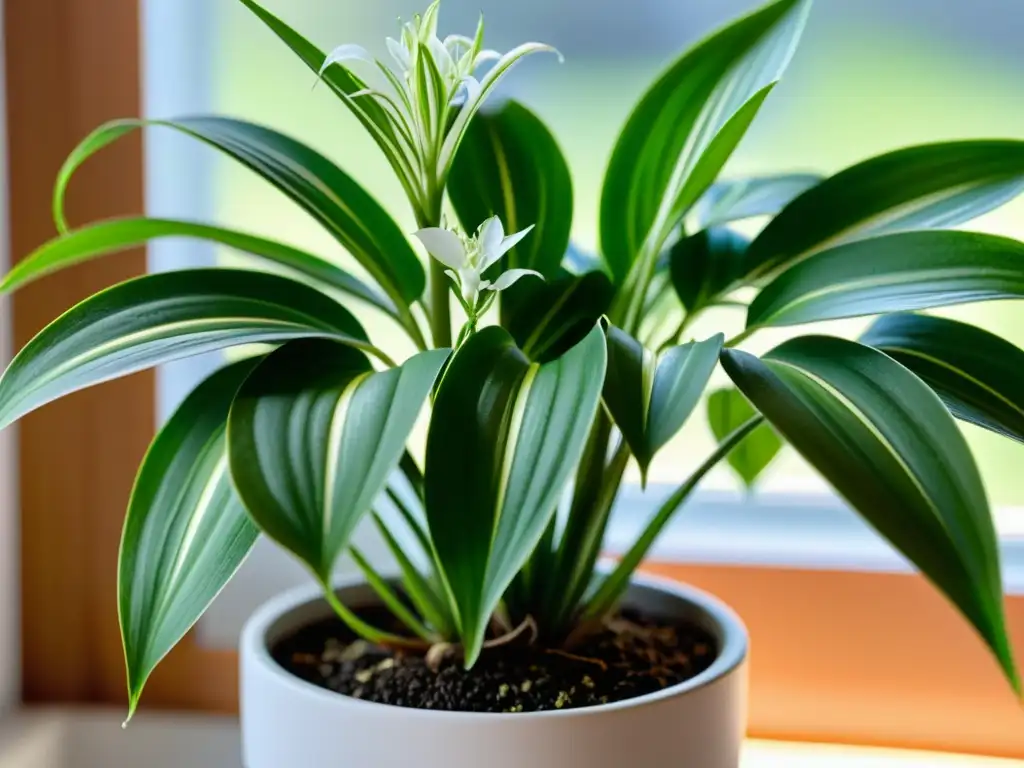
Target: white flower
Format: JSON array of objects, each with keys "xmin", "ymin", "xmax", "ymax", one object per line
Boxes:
[
  {"xmin": 318, "ymin": 2, "xmax": 559, "ymax": 218},
  {"xmin": 413, "ymin": 216, "xmax": 541, "ymax": 309}
]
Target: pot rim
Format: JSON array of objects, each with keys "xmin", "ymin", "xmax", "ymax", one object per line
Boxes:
[{"xmin": 241, "ymin": 571, "xmax": 748, "ymax": 720}]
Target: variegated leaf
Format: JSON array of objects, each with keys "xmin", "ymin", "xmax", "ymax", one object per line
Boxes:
[
  {"xmin": 602, "ymin": 325, "xmax": 723, "ymax": 483},
  {"xmin": 425, "ymin": 324, "xmax": 607, "ymax": 665},
  {"xmin": 120, "ymin": 358, "xmax": 262, "ymax": 719},
  {"xmin": 227, "ymin": 339, "xmax": 448, "ymax": 584},
  {"xmin": 0, "ymin": 269, "xmax": 371, "ymax": 430}
]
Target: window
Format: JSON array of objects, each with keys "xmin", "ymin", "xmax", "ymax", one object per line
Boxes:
[
  {"xmin": 11, "ymin": 0, "xmax": 1024, "ymax": 757},
  {"xmin": 0, "ymin": 4, "xmax": 17, "ymax": 713}
]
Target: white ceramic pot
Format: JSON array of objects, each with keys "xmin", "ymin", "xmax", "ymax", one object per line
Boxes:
[{"xmin": 241, "ymin": 573, "xmax": 749, "ymax": 768}]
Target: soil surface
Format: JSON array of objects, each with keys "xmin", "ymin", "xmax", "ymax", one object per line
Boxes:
[{"xmin": 273, "ymin": 606, "xmax": 718, "ymax": 713}]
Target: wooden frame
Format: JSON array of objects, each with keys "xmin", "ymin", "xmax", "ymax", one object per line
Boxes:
[
  {"xmin": 5, "ymin": 0, "xmax": 236, "ymax": 709},
  {"xmin": 7, "ymin": 0, "xmax": 1024, "ymax": 757}
]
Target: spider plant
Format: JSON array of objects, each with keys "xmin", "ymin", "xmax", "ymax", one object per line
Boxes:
[{"xmin": 2, "ymin": 0, "xmax": 1023, "ymax": 721}]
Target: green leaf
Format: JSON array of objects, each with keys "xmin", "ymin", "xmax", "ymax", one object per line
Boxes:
[
  {"xmin": 584, "ymin": 415, "xmax": 763, "ymax": 620},
  {"xmin": 747, "ymin": 230, "xmax": 1024, "ymax": 329},
  {"xmin": 349, "ymin": 547, "xmax": 435, "ymax": 643},
  {"xmin": 744, "ymin": 140, "xmax": 1024, "ymax": 281},
  {"xmin": 370, "ymin": 512, "xmax": 454, "ymax": 638},
  {"xmin": 600, "ymin": 0, "xmax": 810, "ymax": 283},
  {"xmin": 721, "ymin": 337, "xmax": 1019, "ymax": 694},
  {"xmin": 120, "ymin": 359, "xmax": 261, "ymax": 720},
  {"xmin": 502, "ymin": 270, "xmax": 615, "ymax": 362},
  {"xmin": 425, "ymin": 324, "xmax": 607, "ymax": 665},
  {"xmin": 235, "ymin": 0, "xmax": 417, "ymax": 195},
  {"xmin": 2, "ymin": 217, "xmax": 397, "ymax": 318},
  {"xmin": 449, "ymin": 101, "xmax": 573, "ymax": 280},
  {"xmin": 0, "ymin": 269, "xmax": 371, "ymax": 430},
  {"xmin": 706, "ymin": 387, "xmax": 782, "ymax": 488},
  {"xmin": 670, "ymin": 227, "xmax": 751, "ymax": 313},
  {"xmin": 692, "ymin": 173, "xmax": 822, "ymax": 229},
  {"xmin": 603, "ymin": 325, "xmax": 723, "ymax": 482},
  {"xmin": 862, "ymin": 313, "xmax": 1024, "ymax": 444},
  {"xmin": 54, "ymin": 116, "xmax": 425, "ymax": 309},
  {"xmin": 665, "ymin": 83, "xmax": 777, "ymax": 227},
  {"xmin": 227, "ymin": 339, "xmax": 448, "ymax": 584}
]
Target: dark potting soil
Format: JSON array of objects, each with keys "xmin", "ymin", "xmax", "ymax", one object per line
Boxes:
[{"xmin": 273, "ymin": 605, "xmax": 718, "ymax": 713}]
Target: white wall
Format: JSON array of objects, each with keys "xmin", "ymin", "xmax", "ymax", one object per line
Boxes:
[{"xmin": 0, "ymin": 0, "xmax": 20, "ymax": 712}]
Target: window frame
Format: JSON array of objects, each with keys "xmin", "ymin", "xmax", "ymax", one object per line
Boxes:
[{"xmin": 7, "ymin": 0, "xmax": 1024, "ymax": 757}]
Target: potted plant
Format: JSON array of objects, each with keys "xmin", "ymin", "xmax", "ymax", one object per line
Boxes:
[{"xmin": 2, "ymin": 0, "xmax": 1023, "ymax": 764}]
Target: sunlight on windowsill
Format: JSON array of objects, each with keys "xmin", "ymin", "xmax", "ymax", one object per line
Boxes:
[{"xmin": 746, "ymin": 740, "xmax": 1023, "ymax": 766}]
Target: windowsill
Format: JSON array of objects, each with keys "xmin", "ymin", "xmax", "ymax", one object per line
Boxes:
[
  {"xmin": 1, "ymin": 709, "xmax": 1021, "ymax": 768},
  {"xmin": 197, "ymin": 487, "xmax": 1024, "ymax": 649},
  {"xmin": 604, "ymin": 487, "xmax": 1024, "ymax": 593}
]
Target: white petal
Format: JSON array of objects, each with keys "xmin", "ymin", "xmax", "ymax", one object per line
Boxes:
[
  {"xmin": 473, "ymin": 49, "xmax": 502, "ymax": 70},
  {"xmin": 317, "ymin": 44, "xmax": 399, "ymax": 99},
  {"xmin": 420, "ymin": 1, "xmax": 441, "ymax": 41},
  {"xmin": 413, "ymin": 228, "xmax": 467, "ymax": 269},
  {"xmin": 428, "ymin": 35, "xmax": 454, "ymax": 79},
  {"xmin": 444, "ymin": 34, "xmax": 473, "ymax": 58},
  {"xmin": 439, "ymin": 43, "xmax": 559, "ymax": 174},
  {"xmin": 459, "ymin": 267, "xmax": 482, "ymax": 305},
  {"xmin": 486, "ymin": 268, "xmax": 543, "ymax": 292},
  {"xmin": 444, "ymin": 268, "xmax": 460, "ymax": 285},
  {"xmin": 386, "ymin": 37, "xmax": 411, "ymax": 72},
  {"xmin": 477, "ymin": 216, "xmax": 505, "ymax": 268},
  {"xmin": 496, "ymin": 224, "xmax": 535, "ymax": 259},
  {"xmin": 401, "ymin": 22, "xmax": 417, "ymax": 52},
  {"xmin": 319, "ymin": 44, "xmax": 375, "ymax": 77},
  {"xmin": 450, "ymin": 76, "xmax": 481, "ymax": 107}
]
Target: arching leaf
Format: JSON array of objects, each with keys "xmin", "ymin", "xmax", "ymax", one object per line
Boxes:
[
  {"xmin": 692, "ymin": 173, "xmax": 822, "ymax": 229},
  {"xmin": 603, "ymin": 325, "xmax": 723, "ymax": 482},
  {"xmin": 3, "ymin": 217, "xmax": 397, "ymax": 317},
  {"xmin": 235, "ymin": 0, "xmax": 415, "ymax": 191},
  {"xmin": 747, "ymin": 231, "xmax": 1024, "ymax": 328},
  {"xmin": 503, "ymin": 270, "xmax": 615, "ymax": 362},
  {"xmin": 227, "ymin": 340, "xmax": 448, "ymax": 584},
  {"xmin": 600, "ymin": 0, "xmax": 810, "ymax": 283},
  {"xmin": 669, "ymin": 227, "xmax": 751, "ymax": 313},
  {"xmin": 54, "ymin": 116, "xmax": 425, "ymax": 309},
  {"xmin": 722, "ymin": 337, "xmax": 1019, "ymax": 694},
  {"xmin": 706, "ymin": 386, "xmax": 782, "ymax": 488},
  {"xmin": 120, "ymin": 359, "xmax": 261, "ymax": 720},
  {"xmin": 425, "ymin": 324, "xmax": 607, "ymax": 665},
  {"xmin": 449, "ymin": 101, "xmax": 572, "ymax": 280},
  {"xmin": 744, "ymin": 140, "xmax": 1024, "ymax": 281},
  {"xmin": 862, "ymin": 313, "xmax": 1024, "ymax": 444},
  {"xmin": 0, "ymin": 269, "xmax": 371, "ymax": 430}
]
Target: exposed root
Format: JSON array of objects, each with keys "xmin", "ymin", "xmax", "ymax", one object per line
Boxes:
[
  {"xmin": 543, "ymin": 648, "xmax": 609, "ymax": 671},
  {"xmin": 425, "ymin": 642, "xmax": 457, "ymax": 673},
  {"xmin": 483, "ymin": 615, "xmax": 538, "ymax": 650}
]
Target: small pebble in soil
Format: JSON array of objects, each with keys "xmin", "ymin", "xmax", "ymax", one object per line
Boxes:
[{"xmin": 273, "ymin": 606, "xmax": 718, "ymax": 714}]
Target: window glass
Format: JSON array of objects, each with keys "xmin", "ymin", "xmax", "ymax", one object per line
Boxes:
[{"xmin": 150, "ymin": 0, "xmax": 1024, "ymax": 504}]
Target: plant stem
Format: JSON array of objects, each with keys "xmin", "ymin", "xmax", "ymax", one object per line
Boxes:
[
  {"xmin": 349, "ymin": 546, "xmax": 437, "ymax": 643},
  {"xmin": 359, "ymin": 342, "xmax": 398, "ymax": 368},
  {"xmin": 657, "ymin": 308, "xmax": 700, "ymax": 353},
  {"xmin": 320, "ymin": 580, "xmax": 428, "ymax": 649},
  {"xmin": 399, "ymin": 307, "xmax": 429, "ymax": 351},
  {"xmin": 582, "ymin": 416, "xmax": 764, "ymax": 620},
  {"xmin": 546, "ymin": 414, "xmax": 614, "ymax": 616},
  {"xmin": 415, "ymin": 196, "xmax": 452, "ymax": 349},
  {"xmin": 551, "ymin": 438, "xmax": 631, "ymax": 631},
  {"xmin": 429, "ymin": 258, "xmax": 453, "ymax": 348},
  {"xmin": 400, "ymin": 450, "xmax": 425, "ymax": 498},
  {"xmin": 385, "ymin": 486, "xmax": 433, "ymax": 557},
  {"xmin": 371, "ymin": 512, "xmax": 454, "ymax": 637},
  {"xmin": 724, "ymin": 326, "xmax": 758, "ymax": 349}
]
